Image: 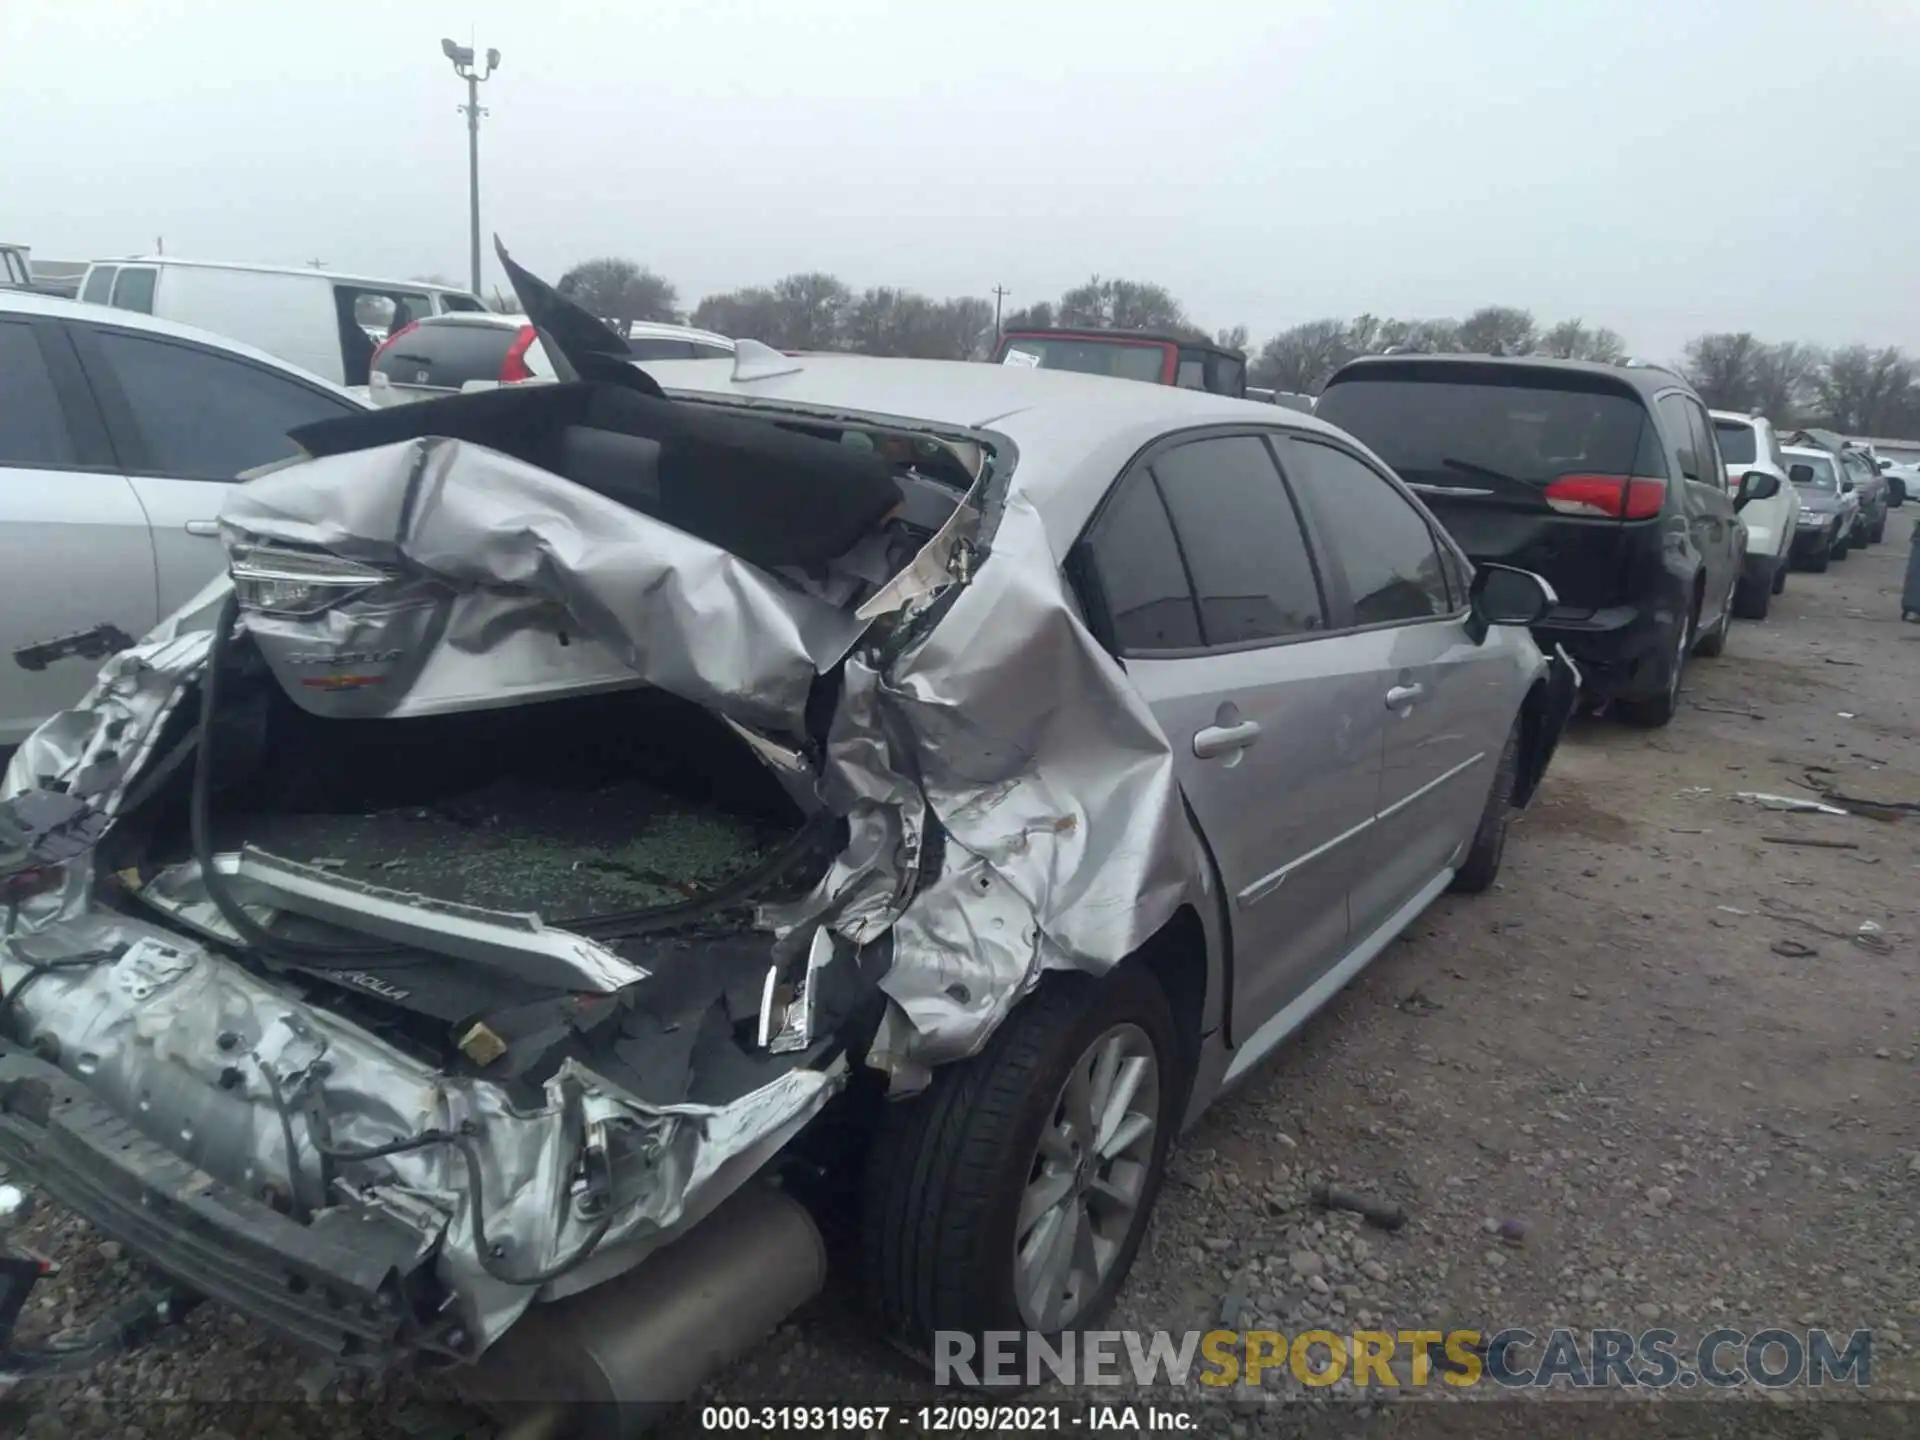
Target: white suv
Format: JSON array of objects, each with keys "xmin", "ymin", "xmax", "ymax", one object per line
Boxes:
[{"xmin": 1710, "ymin": 410, "xmax": 1795, "ymax": 620}]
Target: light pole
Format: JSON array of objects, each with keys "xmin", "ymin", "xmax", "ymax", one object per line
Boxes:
[{"xmin": 441, "ymin": 39, "xmax": 500, "ymax": 297}]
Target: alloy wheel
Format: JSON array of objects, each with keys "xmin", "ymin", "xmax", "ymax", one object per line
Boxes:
[{"xmin": 1013, "ymin": 1023, "xmax": 1160, "ymax": 1331}]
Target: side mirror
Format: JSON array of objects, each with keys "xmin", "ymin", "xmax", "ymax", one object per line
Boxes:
[
  {"xmin": 1465, "ymin": 563, "xmax": 1556, "ymax": 645},
  {"xmin": 1734, "ymin": 471, "xmax": 1780, "ymax": 510},
  {"xmin": 1788, "ymin": 463, "xmax": 1815, "ymax": 486},
  {"xmin": 1841, "ymin": 478, "xmax": 1855, "ymax": 494}
]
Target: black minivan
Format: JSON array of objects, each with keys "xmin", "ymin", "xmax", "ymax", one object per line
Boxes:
[{"xmin": 1316, "ymin": 356, "xmax": 1779, "ymax": 727}]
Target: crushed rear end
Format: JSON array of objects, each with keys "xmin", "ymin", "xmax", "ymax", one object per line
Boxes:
[{"xmin": 0, "ymin": 250, "xmax": 1205, "ymax": 1416}]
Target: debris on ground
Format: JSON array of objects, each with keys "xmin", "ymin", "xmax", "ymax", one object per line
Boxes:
[
  {"xmin": 1733, "ymin": 791, "xmax": 1849, "ymax": 815},
  {"xmin": 1763, "ymin": 835, "xmax": 1860, "ymax": 849},
  {"xmin": 1310, "ymin": 1184, "xmax": 1408, "ymax": 1231},
  {"xmin": 1772, "ymin": 938, "xmax": 1819, "ymax": 958}
]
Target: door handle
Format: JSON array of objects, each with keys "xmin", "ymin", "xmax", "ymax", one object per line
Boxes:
[
  {"xmin": 1385, "ymin": 683, "xmax": 1425, "ymax": 709},
  {"xmin": 1193, "ymin": 720, "xmax": 1261, "ymax": 759},
  {"xmin": 184, "ymin": 520, "xmax": 220, "ymax": 537}
]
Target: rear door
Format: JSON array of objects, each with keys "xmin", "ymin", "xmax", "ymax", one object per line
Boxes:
[
  {"xmin": 0, "ymin": 316, "xmax": 158, "ymax": 742},
  {"xmin": 1073, "ymin": 430, "xmax": 1381, "ymax": 1043},
  {"xmin": 68, "ymin": 321, "xmax": 364, "ymax": 616},
  {"xmin": 1657, "ymin": 392, "xmax": 1738, "ymax": 626},
  {"xmin": 1279, "ymin": 435, "xmax": 1505, "ymax": 936},
  {"xmin": 1314, "ymin": 367, "xmax": 1666, "ymax": 619}
]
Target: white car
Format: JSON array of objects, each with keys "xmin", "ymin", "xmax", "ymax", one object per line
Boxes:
[
  {"xmin": 75, "ymin": 257, "xmax": 487, "ymax": 389},
  {"xmin": 366, "ymin": 312, "xmax": 734, "ymax": 407},
  {"xmin": 1710, "ymin": 410, "xmax": 1795, "ymax": 619},
  {"xmin": 0, "ymin": 290, "xmax": 369, "ymax": 743}
]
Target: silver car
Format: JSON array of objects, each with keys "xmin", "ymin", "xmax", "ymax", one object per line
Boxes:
[
  {"xmin": 0, "ymin": 290, "xmax": 368, "ymax": 745},
  {"xmin": 0, "ymin": 252, "xmax": 1576, "ymax": 1418}
]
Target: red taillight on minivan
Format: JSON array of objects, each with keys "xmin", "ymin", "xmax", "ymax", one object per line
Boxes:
[
  {"xmin": 1544, "ymin": 474, "xmax": 1667, "ymax": 520},
  {"xmin": 499, "ymin": 324, "xmax": 538, "ymax": 383},
  {"xmin": 369, "ymin": 320, "xmax": 419, "ymax": 373}
]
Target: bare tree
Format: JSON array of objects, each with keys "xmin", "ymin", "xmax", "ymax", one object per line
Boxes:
[
  {"xmin": 1682, "ymin": 332, "xmax": 1763, "ymax": 411},
  {"xmin": 1817, "ymin": 345, "xmax": 1914, "ymax": 434},
  {"xmin": 1748, "ymin": 342, "xmax": 1822, "ymax": 424},
  {"xmin": 487, "ymin": 286, "xmax": 524, "ymax": 315},
  {"xmin": 1215, "ymin": 324, "xmax": 1250, "ymax": 353},
  {"xmin": 1057, "ymin": 275, "xmax": 1194, "ymax": 333},
  {"xmin": 768, "ymin": 272, "xmax": 852, "ymax": 351},
  {"xmin": 691, "ymin": 286, "xmax": 782, "ymax": 343},
  {"xmin": 1375, "ymin": 317, "xmax": 1461, "ymax": 353},
  {"xmin": 1252, "ymin": 319, "xmax": 1356, "ymax": 393},
  {"xmin": 1538, "ymin": 319, "xmax": 1625, "ymax": 363},
  {"xmin": 1455, "ymin": 306, "xmax": 1538, "ymax": 357},
  {"xmin": 1000, "ymin": 301, "xmax": 1055, "ymax": 332},
  {"xmin": 556, "ymin": 257, "xmax": 679, "ymax": 337}
]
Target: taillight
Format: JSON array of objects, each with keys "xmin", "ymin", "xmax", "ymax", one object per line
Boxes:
[
  {"xmin": 369, "ymin": 320, "xmax": 419, "ymax": 373},
  {"xmin": 228, "ymin": 543, "xmax": 395, "ymax": 618},
  {"xmin": 500, "ymin": 324, "xmax": 538, "ymax": 383},
  {"xmin": 1544, "ymin": 474, "xmax": 1666, "ymax": 520}
]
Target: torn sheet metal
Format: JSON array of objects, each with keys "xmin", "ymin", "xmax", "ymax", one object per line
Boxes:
[
  {"xmin": 219, "ymin": 437, "xmax": 870, "ymax": 735},
  {"xmin": 0, "ymin": 911, "xmax": 840, "ymax": 1348}
]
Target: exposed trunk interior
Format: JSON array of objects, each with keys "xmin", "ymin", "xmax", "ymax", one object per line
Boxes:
[{"xmin": 106, "ymin": 660, "xmax": 842, "ymax": 1111}]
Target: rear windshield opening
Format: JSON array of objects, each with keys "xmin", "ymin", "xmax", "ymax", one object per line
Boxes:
[
  {"xmin": 1315, "ymin": 378, "xmax": 1664, "ymax": 495},
  {"xmin": 1788, "ymin": 454, "xmax": 1839, "ymax": 490},
  {"xmin": 1001, "ymin": 337, "xmax": 1167, "ymax": 383},
  {"xmin": 1712, "ymin": 421, "xmax": 1757, "ymax": 466}
]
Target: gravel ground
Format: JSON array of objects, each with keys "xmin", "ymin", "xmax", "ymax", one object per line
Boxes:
[{"xmin": 5, "ymin": 531, "xmax": 1918, "ymax": 1438}]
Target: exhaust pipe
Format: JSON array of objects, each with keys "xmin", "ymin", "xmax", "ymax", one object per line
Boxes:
[{"xmin": 462, "ymin": 1184, "xmax": 827, "ymax": 1440}]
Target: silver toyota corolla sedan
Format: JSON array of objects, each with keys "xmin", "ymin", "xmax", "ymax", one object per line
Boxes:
[{"xmin": 0, "ymin": 249, "xmax": 1576, "ymax": 1424}]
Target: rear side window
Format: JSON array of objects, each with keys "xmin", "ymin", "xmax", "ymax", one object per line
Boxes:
[
  {"xmin": 89, "ymin": 329, "xmax": 359, "ymax": 479},
  {"xmin": 1712, "ymin": 419, "xmax": 1757, "ymax": 466},
  {"xmin": 1316, "ymin": 376, "xmax": 1666, "ymax": 494},
  {"xmin": 998, "ymin": 336, "xmax": 1168, "ymax": 383},
  {"xmin": 1082, "ymin": 470, "xmax": 1202, "ymax": 652},
  {"xmin": 1283, "ymin": 439, "xmax": 1452, "ymax": 626},
  {"xmin": 438, "ymin": 293, "xmax": 486, "ymax": 313},
  {"xmin": 0, "ymin": 321, "xmax": 77, "ymax": 467},
  {"xmin": 688, "ymin": 341, "xmax": 734, "ymax": 360},
  {"xmin": 628, "ymin": 337, "xmax": 697, "ymax": 361},
  {"xmin": 1150, "ymin": 435, "xmax": 1326, "ymax": 645},
  {"xmin": 80, "ymin": 266, "xmax": 116, "ymax": 304}
]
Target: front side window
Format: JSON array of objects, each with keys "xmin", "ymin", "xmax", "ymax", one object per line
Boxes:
[
  {"xmin": 1150, "ymin": 435, "xmax": 1326, "ymax": 645},
  {"xmin": 1283, "ymin": 439, "xmax": 1451, "ymax": 626},
  {"xmin": 90, "ymin": 329, "xmax": 358, "ymax": 480}
]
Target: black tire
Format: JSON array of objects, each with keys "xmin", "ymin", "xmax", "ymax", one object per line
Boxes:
[
  {"xmin": 1803, "ymin": 543, "xmax": 1830, "ymax": 573},
  {"xmin": 863, "ymin": 963, "xmax": 1181, "ymax": 1362},
  {"xmin": 1732, "ymin": 568, "xmax": 1771, "ymax": 620},
  {"xmin": 1615, "ymin": 603, "xmax": 1692, "ymax": 728},
  {"xmin": 1449, "ymin": 718, "xmax": 1519, "ymax": 894},
  {"xmin": 1832, "ymin": 532, "xmax": 1851, "ymax": 563},
  {"xmin": 1871, "ymin": 518, "xmax": 1887, "ymax": 544},
  {"xmin": 1770, "ymin": 560, "xmax": 1787, "ymax": 596}
]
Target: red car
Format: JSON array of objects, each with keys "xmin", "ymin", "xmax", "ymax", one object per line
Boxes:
[{"xmin": 991, "ymin": 326, "xmax": 1247, "ymax": 397}]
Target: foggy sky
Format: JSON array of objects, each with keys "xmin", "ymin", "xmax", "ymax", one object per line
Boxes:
[{"xmin": 7, "ymin": 0, "xmax": 1916, "ymax": 362}]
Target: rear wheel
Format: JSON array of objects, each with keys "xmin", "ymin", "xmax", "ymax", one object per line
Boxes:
[
  {"xmin": 1449, "ymin": 718, "xmax": 1520, "ymax": 894},
  {"xmin": 1732, "ymin": 568, "xmax": 1771, "ymax": 620},
  {"xmin": 1871, "ymin": 515, "xmax": 1887, "ymax": 543},
  {"xmin": 1804, "ymin": 540, "xmax": 1830, "ymax": 573},
  {"xmin": 1833, "ymin": 530, "xmax": 1851, "ymax": 562},
  {"xmin": 863, "ymin": 965, "xmax": 1180, "ymax": 1361},
  {"xmin": 1770, "ymin": 559, "xmax": 1788, "ymax": 595},
  {"xmin": 1615, "ymin": 602, "xmax": 1693, "ymax": 728}
]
